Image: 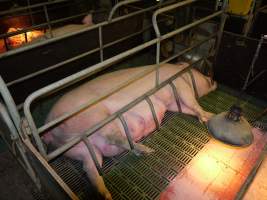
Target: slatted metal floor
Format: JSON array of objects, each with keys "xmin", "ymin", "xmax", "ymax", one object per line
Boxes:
[{"xmin": 50, "ymin": 86, "xmax": 266, "ymax": 200}]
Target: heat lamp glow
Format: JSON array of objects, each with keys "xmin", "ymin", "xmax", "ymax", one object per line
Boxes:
[
  {"xmin": 7, "ymin": 27, "xmax": 44, "ymax": 48},
  {"xmin": 160, "ymin": 128, "xmax": 267, "ymax": 200}
]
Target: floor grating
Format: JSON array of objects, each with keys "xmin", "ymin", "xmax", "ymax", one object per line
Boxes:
[{"xmin": 50, "ymin": 86, "xmax": 266, "ymax": 199}]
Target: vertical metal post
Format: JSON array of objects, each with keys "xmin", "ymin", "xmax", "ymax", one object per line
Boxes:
[
  {"xmin": 0, "ymin": 76, "xmax": 21, "ymax": 133},
  {"xmin": 43, "ymin": 5, "xmax": 53, "ymax": 38},
  {"xmin": 214, "ymin": 0, "xmax": 227, "ymax": 62},
  {"xmin": 118, "ymin": 114, "xmax": 135, "ymax": 150},
  {"xmin": 99, "ymin": 26, "xmax": 104, "ymax": 62}
]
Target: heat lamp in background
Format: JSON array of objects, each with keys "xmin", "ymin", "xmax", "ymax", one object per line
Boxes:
[{"xmin": 0, "ymin": 15, "xmax": 45, "ymax": 53}]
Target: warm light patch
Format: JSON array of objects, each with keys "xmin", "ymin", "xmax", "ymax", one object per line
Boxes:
[{"xmin": 7, "ymin": 27, "xmax": 44, "ymax": 48}]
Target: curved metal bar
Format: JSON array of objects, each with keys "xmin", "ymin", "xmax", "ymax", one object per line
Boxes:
[
  {"xmin": 108, "ymin": 0, "xmax": 141, "ymax": 22},
  {"xmin": 152, "ymin": 0, "xmax": 196, "ymax": 37},
  {"xmin": 169, "ymin": 82, "xmax": 182, "ymax": 112},
  {"xmin": 82, "ymin": 136, "xmax": 103, "ymax": 175},
  {"xmin": 119, "ymin": 115, "xmax": 135, "ymax": 150},
  {"xmin": 24, "ymin": 10, "xmax": 223, "ymax": 157},
  {"xmin": 152, "ymin": 0, "xmax": 196, "ymax": 87},
  {"xmin": 188, "ymin": 70, "xmax": 199, "ymax": 99},
  {"xmin": 145, "ymin": 96, "xmax": 160, "ymax": 130},
  {"xmin": 46, "ymin": 59, "xmax": 204, "ymax": 161}
]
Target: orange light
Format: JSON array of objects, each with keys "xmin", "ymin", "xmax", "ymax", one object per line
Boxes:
[{"xmin": 7, "ymin": 27, "xmax": 44, "ymax": 48}]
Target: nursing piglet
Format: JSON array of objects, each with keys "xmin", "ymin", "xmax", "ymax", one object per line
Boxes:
[{"xmin": 43, "ymin": 62, "xmax": 217, "ymax": 199}]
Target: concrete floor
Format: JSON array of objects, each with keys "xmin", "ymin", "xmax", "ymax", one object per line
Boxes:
[{"xmin": 243, "ymin": 153, "xmax": 267, "ymax": 200}]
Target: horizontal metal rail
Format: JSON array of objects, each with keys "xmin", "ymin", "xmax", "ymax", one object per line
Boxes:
[
  {"xmin": 152, "ymin": 0, "xmax": 196, "ymax": 37},
  {"xmin": 0, "ymin": 11, "xmax": 90, "ymax": 39},
  {"xmin": 0, "ymin": 0, "xmax": 176, "ymax": 59},
  {"xmin": 46, "ymin": 58, "xmax": 204, "ymax": 161},
  {"xmin": 38, "ymin": 33, "xmax": 217, "ymax": 135},
  {"xmin": 24, "ymin": 8, "xmax": 223, "ymax": 157},
  {"xmin": 108, "ymin": 0, "xmax": 141, "ymax": 21},
  {"xmin": 6, "ymin": 18, "xmax": 169, "ymax": 87}
]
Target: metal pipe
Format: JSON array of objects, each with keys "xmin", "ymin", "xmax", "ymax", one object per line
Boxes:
[
  {"xmin": 119, "ymin": 115, "xmax": 135, "ymax": 150},
  {"xmin": 24, "ymin": 9, "xmax": 223, "ymax": 156},
  {"xmin": 213, "ymin": 0, "xmax": 228, "ymax": 64},
  {"xmin": 0, "ymin": 77, "xmax": 21, "ymax": 133},
  {"xmin": 43, "ymin": 5, "xmax": 53, "ymax": 38},
  {"xmin": 37, "ymin": 33, "xmax": 217, "ymax": 136},
  {"xmin": 108, "ymin": 0, "xmax": 141, "ymax": 21},
  {"xmin": 7, "ymin": 47, "xmax": 100, "ymax": 87},
  {"xmin": 188, "ymin": 70, "xmax": 199, "ymax": 99},
  {"xmin": 0, "ymin": 0, "xmax": 177, "ymax": 59},
  {"xmin": 82, "ymin": 136, "xmax": 103, "ymax": 175},
  {"xmin": 23, "ymin": 138, "xmax": 80, "ymax": 200},
  {"xmin": 46, "ymin": 58, "xmax": 204, "ymax": 161},
  {"xmin": 145, "ymin": 97, "xmax": 160, "ymax": 130},
  {"xmin": 0, "ymin": 11, "xmax": 90, "ymax": 39},
  {"xmin": 99, "ymin": 26, "xmax": 104, "ymax": 62},
  {"xmin": 7, "ymin": 18, "xmax": 169, "ymax": 87},
  {"xmin": 151, "ymin": 0, "xmax": 200, "ymax": 87},
  {"xmin": 169, "ymin": 82, "xmax": 182, "ymax": 112}
]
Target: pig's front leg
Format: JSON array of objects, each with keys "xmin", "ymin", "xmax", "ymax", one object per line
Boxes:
[{"xmin": 171, "ymin": 78, "xmax": 213, "ymax": 123}]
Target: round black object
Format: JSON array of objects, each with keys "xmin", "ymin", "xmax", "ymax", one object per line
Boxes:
[{"xmin": 207, "ymin": 112, "xmax": 253, "ymax": 147}]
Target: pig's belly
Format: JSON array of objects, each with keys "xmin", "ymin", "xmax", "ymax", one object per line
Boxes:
[{"xmin": 103, "ymin": 95, "xmax": 167, "ymax": 142}]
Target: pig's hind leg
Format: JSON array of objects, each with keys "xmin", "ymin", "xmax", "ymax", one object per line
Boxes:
[
  {"xmin": 106, "ymin": 133, "xmax": 154, "ymax": 156},
  {"xmin": 172, "ymin": 78, "xmax": 213, "ymax": 123},
  {"xmin": 66, "ymin": 144, "xmax": 112, "ymax": 200}
]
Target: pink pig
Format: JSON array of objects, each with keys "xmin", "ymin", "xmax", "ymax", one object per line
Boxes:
[{"xmin": 43, "ymin": 62, "xmax": 217, "ymax": 199}]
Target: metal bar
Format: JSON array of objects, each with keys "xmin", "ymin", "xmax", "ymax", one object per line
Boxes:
[
  {"xmin": 82, "ymin": 136, "xmax": 103, "ymax": 175},
  {"xmin": 46, "ymin": 58, "xmax": 204, "ymax": 161},
  {"xmin": 23, "ymin": 138, "xmax": 79, "ymax": 200},
  {"xmin": 7, "ymin": 47, "xmax": 101, "ymax": 87},
  {"xmin": 7, "ymin": 18, "xmax": 169, "ymax": 87},
  {"xmin": 145, "ymin": 97, "xmax": 160, "ymax": 130},
  {"xmin": 169, "ymin": 82, "xmax": 182, "ymax": 112},
  {"xmin": 99, "ymin": 26, "xmax": 104, "ymax": 62},
  {"xmin": 213, "ymin": 0, "xmax": 228, "ymax": 64},
  {"xmin": 152, "ymin": 0, "xmax": 196, "ymax": 38},
  {"xmin": 0, "ymin": 0, "xmax": 177, "ymax": 59},
  {"xmin": 188, "ymin": 70, "xmax": 199, "ymax": 99},
  {"xmin": 0, "ymin": 77, "xmax": 21, "ymax": 133},
  {"xmin": 43, "ymin": 5, "xmax": 53, "ymax": 38},
  {"xmin": 161, "ymin": 11, "xmax": 223, "ymax": 41},
  {"xmin": 108, "ymin": 0, "xmax": 141, "ymax": 21},
  {"xmin": 24, "ymin": 10, "xmax": 223, "ymax": 156},
  {"xmin": 0, "ymin": 105, "xmax": 40, "ymax": 188},
  {"xmin": 0, "ymin": 11, "xmax": 89, "ymax": 39},
  {"xmin": 36, "ymin": 34, "xmax": 216, "ymax": 136},
  {"xmin": 161, "ymin": 33, "xmax": 217, "ymax": 64},
  {"xmin": 119, "ymin": 115, "xmax": 135, "ymax": 150}
]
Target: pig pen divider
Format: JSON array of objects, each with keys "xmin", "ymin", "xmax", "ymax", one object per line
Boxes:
[
  {"xmin": 0, "ymin": 0, "xmax": 177, "ymax": 58},
  {"xmin": 0, "ymin": 0, "xmax": 227, "ymax": 199},
  {"xmin": 23, "ymin": 0, "xmax": 225, "ymax": 158}
]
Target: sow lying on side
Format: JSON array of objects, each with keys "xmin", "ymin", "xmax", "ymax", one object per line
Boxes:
[{"xmin": 43, "ymin": 62, "xmax": 217, "ymax": 199}]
